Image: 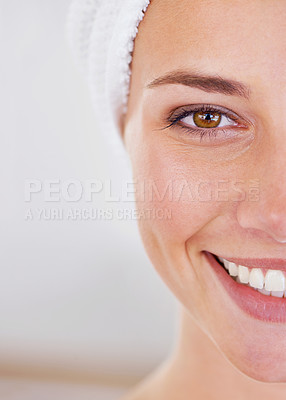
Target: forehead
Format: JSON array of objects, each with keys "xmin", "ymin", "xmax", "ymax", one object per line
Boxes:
[{"xmin": 132, "ymin": 0, "xmax": 286, "ymax": 86}]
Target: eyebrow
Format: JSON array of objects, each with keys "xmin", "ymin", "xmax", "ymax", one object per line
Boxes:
[{"xmin": 146, "ymin": 70, "xmax": 250, "ymax": 99}]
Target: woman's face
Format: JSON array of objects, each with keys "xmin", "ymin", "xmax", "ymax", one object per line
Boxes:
[{"xmin": 124, "ymin": 0, "xmax": 286, "ymax": 382}]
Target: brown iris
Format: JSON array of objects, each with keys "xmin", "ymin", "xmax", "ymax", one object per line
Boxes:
[{"xmin": 193, "ymin": 111, "xmax": 222, "ymax": 128}]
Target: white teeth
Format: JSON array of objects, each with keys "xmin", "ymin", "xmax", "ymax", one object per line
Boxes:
[
  {"xmin": 218, "ymin": 256, "xmax": 286, "ymax": 298},
  {"xmin": 218, "ymin": 256, "xmax": 225, "ymax": 265},
  {"xmin": 223, "ymin": 260, "xmax": 229, "ymax": 271},
  {"xmin": 249, "ymin": 268, "xmax": 264, "ymax": 290},
  {"xmin": 238, "ymin": 265, "xmax": 249, "ymax": 284},
  {"xmin": 228, "ymin": 262, "xmax": 238, "ymax": 277},
  {"xmin": 265, "ymin": 270, "xmax": 285, "ymax": 292},
  {"xmin": 271, "ymin": 291, "xmax": 284, "ymax": 298},
  {"xmin": 258, "ymin": 288, "xmax": 270, "ymax": 296}
]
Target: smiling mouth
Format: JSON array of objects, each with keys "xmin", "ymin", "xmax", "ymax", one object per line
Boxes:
[
  {"xmin": 213, "ymin": 254, "xmax": 286, "ymax": 298},
  {"xmin": 204, "ymin": 251, "xmax": 286, "ymax": 322}
]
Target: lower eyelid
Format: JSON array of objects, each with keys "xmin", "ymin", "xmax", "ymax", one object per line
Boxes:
[{"xmin": 174, "ymin": 125, "xmax": 245, "ymax": 144}]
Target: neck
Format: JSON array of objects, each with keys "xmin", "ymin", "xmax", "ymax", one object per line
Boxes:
[{"xmin": 147, "ymin": 306, "xmax": 286, "ymax": 400}]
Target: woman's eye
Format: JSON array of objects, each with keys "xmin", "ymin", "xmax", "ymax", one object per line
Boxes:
[
  {"xmin": 181, "ymin": 111, "xmax": 236, "ymax": 129},
  {"xmin": 162, "ymin": 104, "xmax": 250, "ymax": 144}
]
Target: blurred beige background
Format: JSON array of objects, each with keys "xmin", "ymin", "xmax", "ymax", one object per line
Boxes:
[{"xmin": 0, "ymin": 0, "xmax": 178, "ymax": 398}]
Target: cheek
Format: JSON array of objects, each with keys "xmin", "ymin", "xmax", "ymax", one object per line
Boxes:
[
  {"xmin": 129, "ymin": 132, "xmax": 229, "ymax": 319},
  {"xmin": 131, "ymin": 135, "xmax": 226, "ymax": 247}
]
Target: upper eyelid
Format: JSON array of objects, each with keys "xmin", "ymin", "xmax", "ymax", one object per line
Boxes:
[{"xmin": 168, "ymin": 104, "xmax": 239, "ymax": 120}]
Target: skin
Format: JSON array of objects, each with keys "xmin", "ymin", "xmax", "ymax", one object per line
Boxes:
[{"xmin": 120, "ymin": 0, "xmax": 286, "ymax": 398}]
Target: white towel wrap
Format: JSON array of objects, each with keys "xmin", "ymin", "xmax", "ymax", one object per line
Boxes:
[{"xmin": 67, "ymin": 0, "xmax": 151, "ymax": 155}]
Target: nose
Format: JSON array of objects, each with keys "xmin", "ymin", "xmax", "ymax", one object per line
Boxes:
[{"xmin": 236, "ymin": 151, "xmax": 286, "ymax": 244}]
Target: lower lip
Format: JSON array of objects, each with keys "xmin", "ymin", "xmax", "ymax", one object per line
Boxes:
[{"xmin": 204, "ymin": 251, "xmax": 286, "ymax": 323}]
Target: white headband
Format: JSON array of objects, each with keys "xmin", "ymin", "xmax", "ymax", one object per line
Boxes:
[{"xmin": 67, "ymin": 0, "xmax": 151, "ymax": 155}]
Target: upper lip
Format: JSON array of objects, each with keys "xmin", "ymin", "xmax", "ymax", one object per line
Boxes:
[{"xmin": 216, "ymin": 254, "xmax": 286, "ymax": 270}]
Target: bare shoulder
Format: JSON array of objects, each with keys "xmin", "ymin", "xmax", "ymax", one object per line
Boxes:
[
  {"xmin": 119, "ymin": 388, "xmax": 151, "ymax": 400},
  {"xmin": 119, "ymin": 392, "xmax": 141, "ymax": 400},
  {"xmin": 119, "ymin": 360, "xmax": 174, "ymax": 400},
  {"xmin": 118, "ymin": 373, "xmax": 160, "ymax": 400},
  {"xmin": 119, "ymin": 382, "xmax": 153, "ymax": 400}
]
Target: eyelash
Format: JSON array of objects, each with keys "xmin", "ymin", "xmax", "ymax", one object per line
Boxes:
[{"xmin": 163, "ymin": 104, "xmax": 241, "ymax": 141}]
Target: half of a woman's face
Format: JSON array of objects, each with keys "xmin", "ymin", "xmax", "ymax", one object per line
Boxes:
[{"xmin": 124, "ymin": 0, "xmax": 286, "ymax": 382}]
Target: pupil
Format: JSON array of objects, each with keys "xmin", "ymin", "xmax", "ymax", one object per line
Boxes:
[{"xmin": 193, "ymin": 111, "xmax": 221, "ymax": 128}]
